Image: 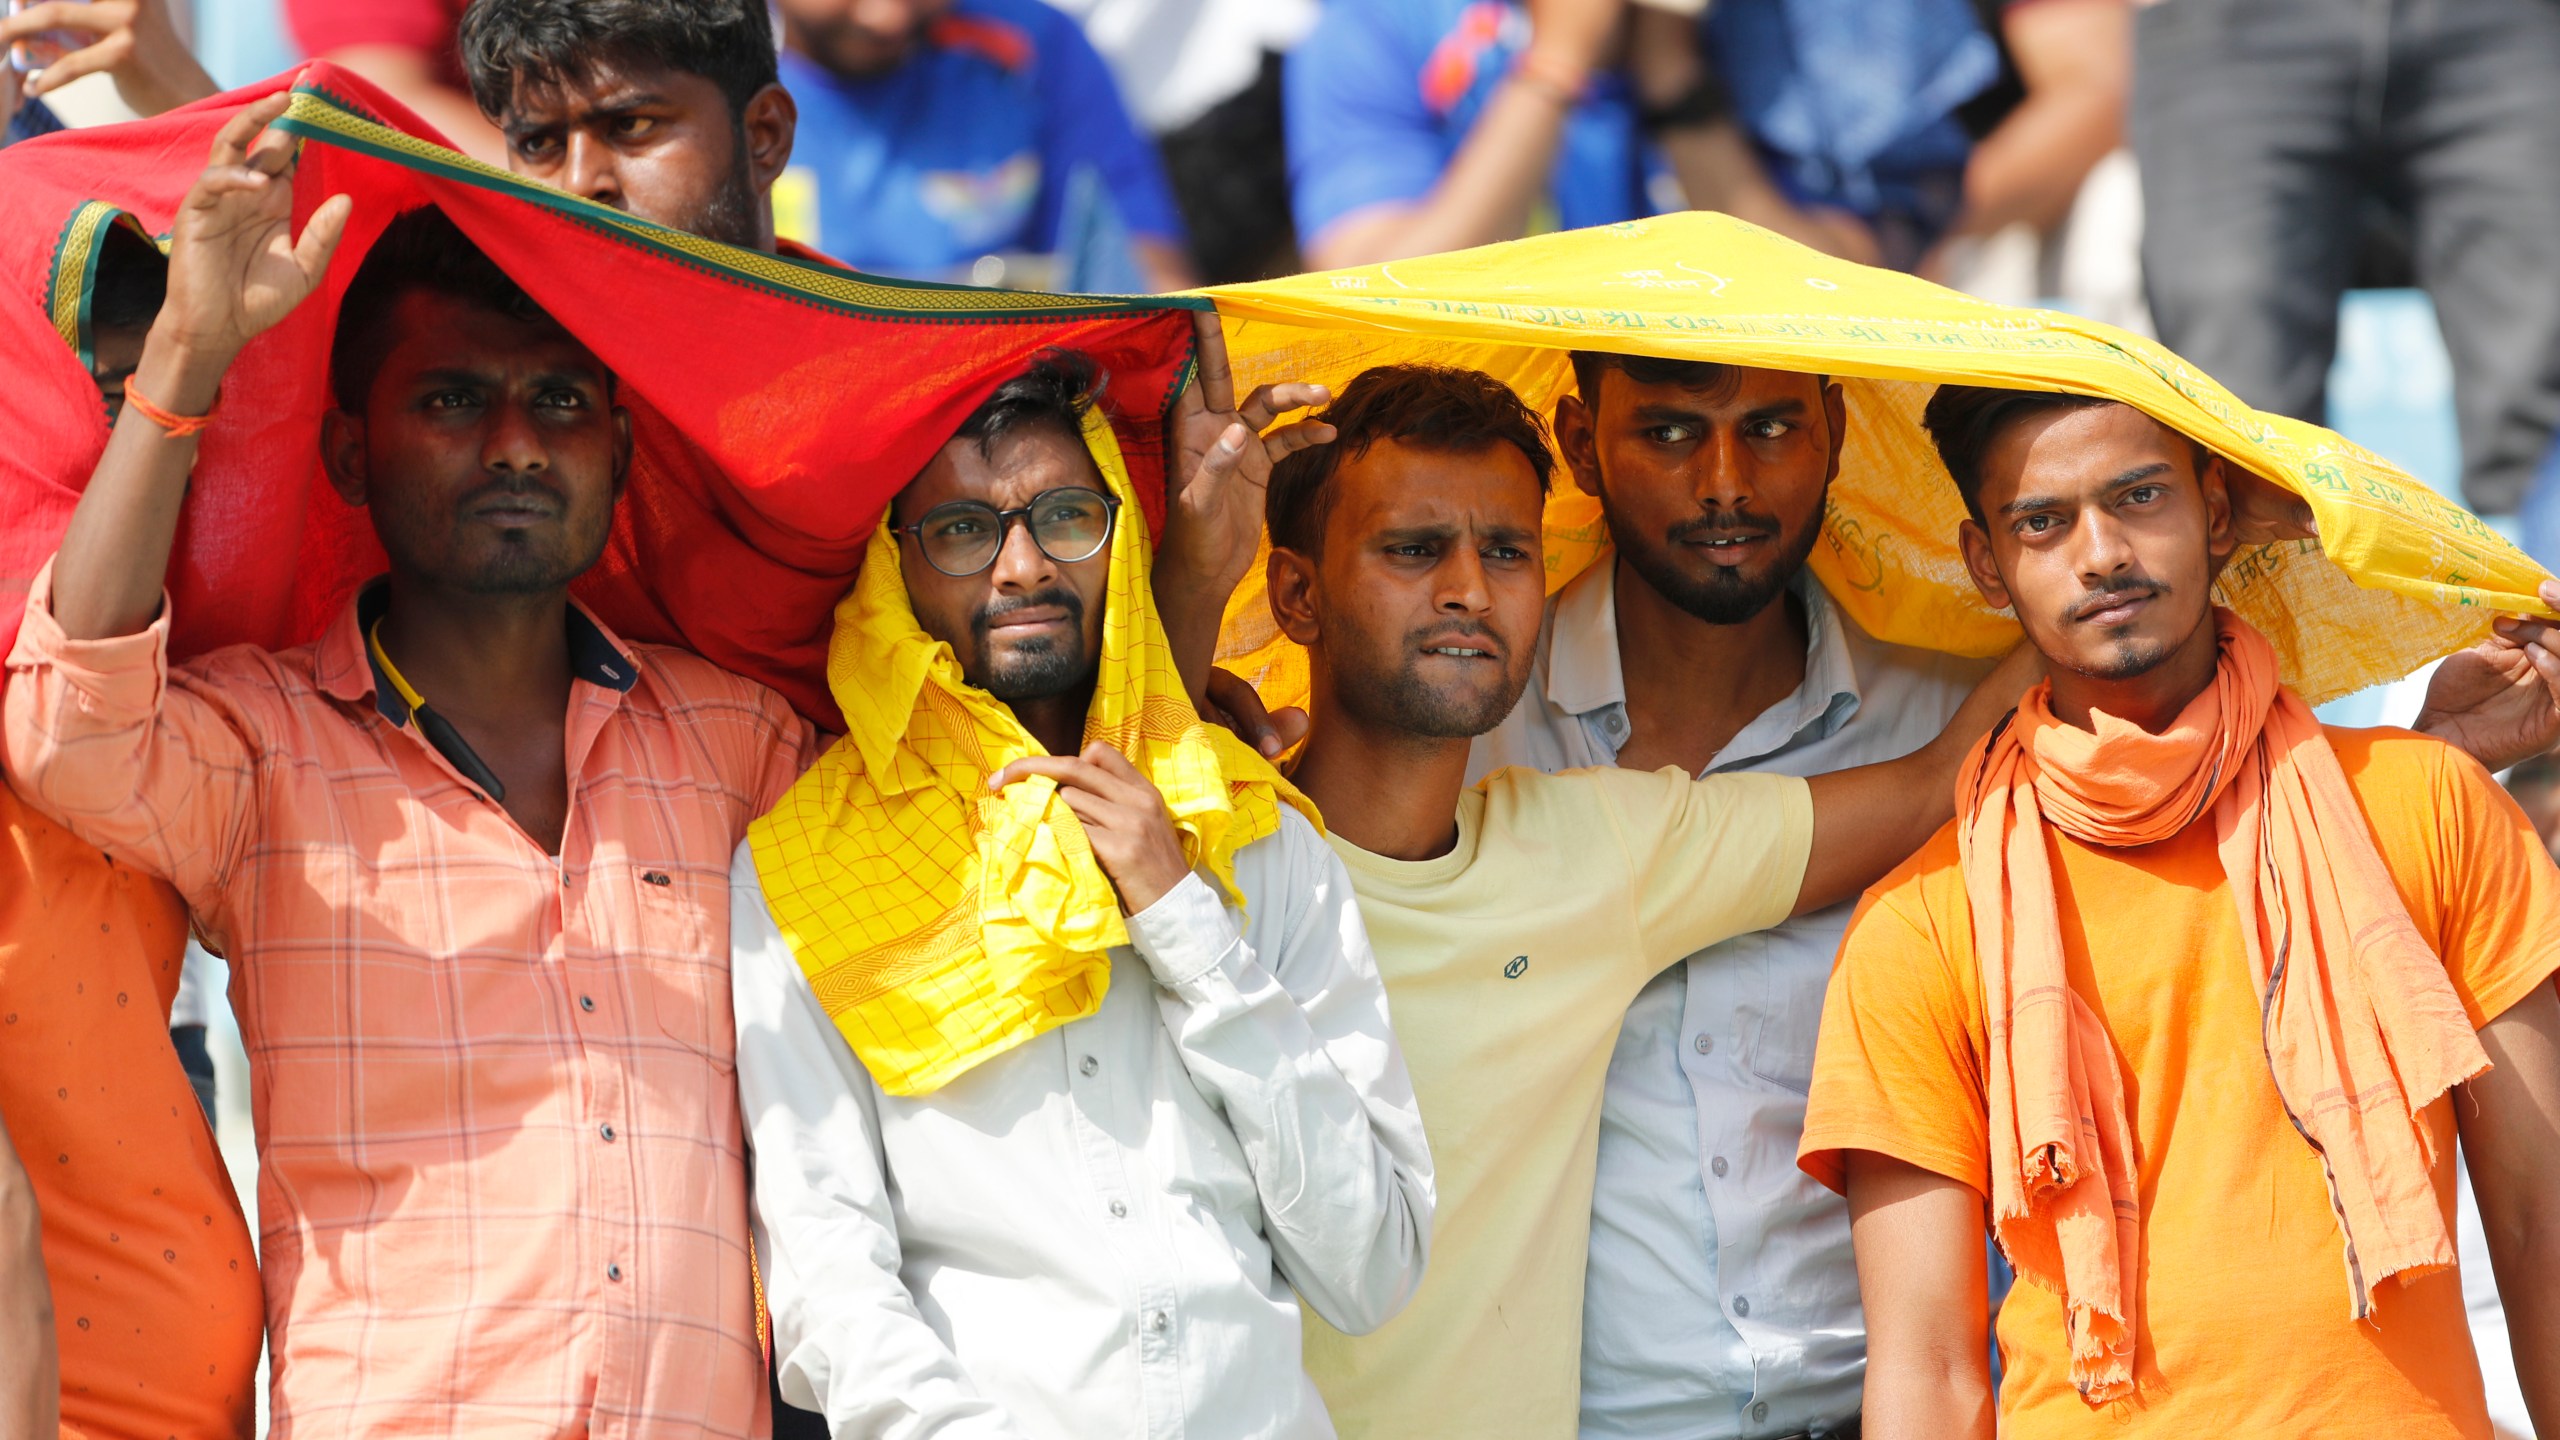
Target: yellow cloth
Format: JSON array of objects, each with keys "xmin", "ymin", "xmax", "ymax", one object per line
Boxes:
[
  {"xmin": 1312, "ymin": 765, "xmax": 1812, "ymax": 1440},
  {"xmin": 1201, "ymin": 213, "xmax": 2551, "ymax": 709},
  {"xmin": 748, "ymin": 406, "xmax": 1318, "ymax": 1096}
]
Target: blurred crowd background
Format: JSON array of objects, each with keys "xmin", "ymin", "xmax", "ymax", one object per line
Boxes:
[{"xmin": 6, "ymin": 1, "xmax": 2557, "ymax": 1433}]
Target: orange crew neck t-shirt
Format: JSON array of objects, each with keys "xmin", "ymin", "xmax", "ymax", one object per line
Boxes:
[
  {"xmin": 1801, "ymin": 726, "xmax": 2560, "ymax": 1439},
  {"xmin": 1, "ymin": 784, "xmax": 262, "ymax": 1439}
]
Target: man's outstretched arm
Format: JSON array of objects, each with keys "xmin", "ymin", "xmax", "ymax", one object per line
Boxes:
[
  {"xmin": 1846, "ymin": 1150, "xmax": 1996, "ymax": 1440},
  {"xmin": 1793, "ymin": 643, "xmax": 2040, "ymax": 916},
  {"xmin": 2460, "ymin": 981, "xmax": 2560, "ymax": 1438},
  {"xmin": 49, "ymin": 92, "xmax": 348, "ymax": 642}
]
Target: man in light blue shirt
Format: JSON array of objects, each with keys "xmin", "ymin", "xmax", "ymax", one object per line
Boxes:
[{"xmin": 1467, "ymin": 350, "xmax": 2560, "ymax": 1439}]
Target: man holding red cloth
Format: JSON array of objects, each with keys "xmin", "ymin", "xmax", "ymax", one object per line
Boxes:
[{"xmin": 1801, "ymin": 385, "xmax": 2560, "ymax": 1439}]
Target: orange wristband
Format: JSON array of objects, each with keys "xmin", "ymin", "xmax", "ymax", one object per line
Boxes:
[{"xmin": 122, "ymin": 378, "xmax": 216, "ymax": 439}]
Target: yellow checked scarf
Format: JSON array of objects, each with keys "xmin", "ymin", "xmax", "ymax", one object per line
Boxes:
[{"xmin": 748, "ymin": 406, "xmax": 1319, "ymax": 1096}]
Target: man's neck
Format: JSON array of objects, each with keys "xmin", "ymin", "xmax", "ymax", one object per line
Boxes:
[
  {"xmin": 373, "ymin": 577, "xmax": 575, "ymax": 724},
  {"xmin": 1610, "ymin": 560, "xmax": 1811, "ymax": 775},
  {"xmin": 1289, "ymin": 695, "xmax": 1475, "ymax": 863},
  {"xmin": 2044, "ymin": 619, "xmax": 2222, "ymax": 735},
  {"xmin": 1010, "ymin": 685, "xmax": 1093, "ymax": 759}
]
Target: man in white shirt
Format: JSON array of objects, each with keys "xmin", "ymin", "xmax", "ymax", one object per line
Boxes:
[
  {"xmin": 1467, "ymin": 351, "xmax": 2560, "ymax": 1440},
  {"xmin": 729, "ymin": 350, "xmax": 1431, "ymax": 1439}
]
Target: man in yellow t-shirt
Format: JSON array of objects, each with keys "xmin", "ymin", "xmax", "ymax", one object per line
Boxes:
[
  {"xmin": 1799, "ymin": 383, "xmax": 2560, "ymax": 1439},
  {"xmin": 1254, "ymin": 363, "xmax": 2030, "ymax": 1438}
]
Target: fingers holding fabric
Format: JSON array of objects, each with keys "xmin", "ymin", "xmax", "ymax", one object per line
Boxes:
[{"xmin": 989, "ymin": 747, "xmax": 1194, "ymax": 914}]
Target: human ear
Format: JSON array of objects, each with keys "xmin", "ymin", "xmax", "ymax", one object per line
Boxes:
[
  {"xmin": 1958, "ymin": 517, "xmax": 2012, "ymax": 612},
  {"xmin": 1820, "ymin": 380, "xmax": 1848, "ymax": 487},
  {"xmin": 742, "ymin": 83, "xmax": 798, "ymax": 194},
  {"xmin": 2197, "ymin": 453, "xmax": 2237, "ymax": 564},
  {"xmin": 1552, "ymin": 394, "xmax": 1604, "ymax": 500},
  {"xmin": 320, "ymin": 409, "xmax": 369, "ymax": 508},
  {"xmin": 611, "ymin": 405, "xmax": 634, "ymax": 501},
  {"xmin": 1267, "ymin": 546, "xmax": 1322, "ymax": 648}
]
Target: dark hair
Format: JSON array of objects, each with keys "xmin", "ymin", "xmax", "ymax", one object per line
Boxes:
[
  {"xmin": 1919, "ymin": 384, "xmax": 2120, "ymax": 521},
  {"xmin": 1567, "ymin": 351, "xmax": 1732, "ymax": 404},
  {"xmin": 1266, "ymin": 363, "xmax": 1553, "ymax": 556},
  {"xmin": 91, "ymin": 225, "xmax": 168, "ymax": 336},
  {"xmin": 956, "ymin": 349, "xmax": 1100, "ymax": 457},
  {"xmin": 330, "ymin": 207, "xmax": 569, "ymax": 412},
  {"xmin": 460, "ymin": 0, "xmax": 780, "ymax": 123}
]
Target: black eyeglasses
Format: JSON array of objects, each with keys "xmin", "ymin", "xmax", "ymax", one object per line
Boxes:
[{"xmin": 892, "ymin": 487, "xmax": 1122, "ymax": 577}]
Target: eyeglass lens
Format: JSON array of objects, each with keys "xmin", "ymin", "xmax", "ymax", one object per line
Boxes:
[{"xmin": 914, "ymin": 488, "xmax": 1115, "ymax": 576}]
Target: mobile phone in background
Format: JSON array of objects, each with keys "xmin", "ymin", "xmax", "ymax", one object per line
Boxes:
[{"xmin": 7, "ymin": 0, "xmax": 92, "ymax": 75}]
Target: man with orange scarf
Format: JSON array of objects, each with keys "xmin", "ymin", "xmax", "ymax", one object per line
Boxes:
[{"xmin": 1800, "ymin": 384, "xmax": 2560, "ymax": 1439}]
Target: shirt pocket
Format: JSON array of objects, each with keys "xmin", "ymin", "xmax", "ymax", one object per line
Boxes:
[
  {"xmin": 632, "ymin": 866, "xmax": 735, "ymax": 1070},
  {"xmin": 1743, "ymin": 926, "xmax": 1828, "ymax": 1095}
]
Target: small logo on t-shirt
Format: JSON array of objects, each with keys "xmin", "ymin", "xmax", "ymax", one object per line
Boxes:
[{"xmin": 1503, "ymin": 955, "xmax": 1530, "ymax": 979}]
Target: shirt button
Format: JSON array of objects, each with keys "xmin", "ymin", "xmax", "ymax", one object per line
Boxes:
[
  {"xmin": 1711, "ymin": 1156, "xmax": 1729, "ymax": 1178},
  {"xmin": 1733, "ymin": 1295, "xmax": 1750, "ymax": 1318},
  {"xmin": 1080, "ymin": 1055, "xmax": 1099, "ymax": 1077},
  {"xmin": 1109, "ymin": 1200, "xmax": 1128, "ymax": 1219},
  {"xmin": 1149, "ymin": 1310, "xmax": 1170, "ymax": 1334},
  {"xmin": 1751, "ymin": 1400, "xmax": 1769, "ymax": 1424},
  {"xmin": 1693, "ymin": 1033, "xmax": 1714, "ymax": 1055},
  {"xmin": 606, "ymin": 1263, "xmax": 624, "ymax": 1283},
  {"xmin": 599, "ymin": 1123, "xmax": 617, "ymax": 1143},
  {"xmin": 578, "ymin": 995, "xmax": 596, "ymax": 1013}
]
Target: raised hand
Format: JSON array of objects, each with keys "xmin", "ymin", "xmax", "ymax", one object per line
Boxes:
[
  {"xmin": 152, "ymin": 93, "xmax": 353, "ymax": 393},
  {"xmin": 2413, "ymin": 581, "xmax": 2560, "ymax": 773},
  {"xmin": 990, "ymin": 744, "xmax": 1195, "ymax": 916},
  {"xmin": 1155, "ymin": 309, "xmax": 1337, "ymax": 696},
  {"xmin": 4, "ymin": 0, "xmax": 217, "ymax": 117}
]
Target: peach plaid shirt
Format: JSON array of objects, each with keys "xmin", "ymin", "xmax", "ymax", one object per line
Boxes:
[{"xmin": 3, "ymin": 562, "xmax": 816, "ymax": 1439}]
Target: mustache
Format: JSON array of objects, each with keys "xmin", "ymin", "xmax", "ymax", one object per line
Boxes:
[
  {"xmin": 460, "ymin": 475, "xmax": 564, "ymax": 513},
  {"xmin": 2067, "ymin": 575, "xmax": 2166, "ymax": 622},
  {"xmin": 973, "ymin": 588, "xmax": 1085, "ymax": 633},
  {"xmin": 1665, "ymin": 511, "xmax": 1783, "ymax": 544}
]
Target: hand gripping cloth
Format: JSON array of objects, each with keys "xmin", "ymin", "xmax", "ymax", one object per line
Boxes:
[
  {"xmin": 748, "ymin": 406, "xmax": 1319, "ymax": 1095},
  {"xmin": 1957, "ymin": 609, "xmax": 2491, "ymax": 1402}
]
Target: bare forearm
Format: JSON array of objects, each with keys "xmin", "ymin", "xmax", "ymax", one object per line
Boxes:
[
  {"xmin": 1795, "ymin": 651, "xmax": 2030, "ymax": 913},
  {"xmin": 1307, "ymin": 78, "xmax": 1575, "ymax": 268},
  {"xmin": 1953, "ymin": 90, "xmax": 2121, "ymax": 238},
  {"xmin": 0, "ymin": 1123, "xmax": 57, "ymax": 1437},
  {"xmin": 2493, "ymin": 1213, "xmax": 2560, "ymax": 1434},
  {"xmin": 1152, "ymin": 573, "xmax": 1227, "ymax": 709},
  {"xmin": 49, "ymin": 326, "xmax": 228, "ymax": 640},
  {"xmin": 2463, "ymin": 985, "xmax": 2560, "ymax": 1436}
]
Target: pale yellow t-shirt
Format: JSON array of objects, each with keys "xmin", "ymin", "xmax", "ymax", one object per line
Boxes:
[{"xmin": 1308, "ymin": 764, "xmax": 1814, "ymax": 1440}]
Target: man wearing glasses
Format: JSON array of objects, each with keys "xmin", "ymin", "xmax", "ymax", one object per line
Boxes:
[{"xmin": 727, "ymin": 351, "xmax": 1433, "ymax": 1436}]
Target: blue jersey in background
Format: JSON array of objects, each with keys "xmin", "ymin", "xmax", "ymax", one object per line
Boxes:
[
  {"xmin": 777, "ymin": 0, "xmax": 1183, "ymax": 281},
  {"xmin": 1283, "ymin": 0, "xmax": 1662, "ymax": 254}
]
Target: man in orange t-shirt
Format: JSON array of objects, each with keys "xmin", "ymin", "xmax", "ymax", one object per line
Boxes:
[
  {"xmin": 1799, "ymin": 384, "xmax": 2560, "ymax": 1439},
  {"xmin": 0, "ymin": 782, "xmax": 263, "ymax": 1439}
]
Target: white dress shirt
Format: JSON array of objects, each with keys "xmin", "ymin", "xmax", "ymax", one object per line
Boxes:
[
  {"xmin": 730, "ymin": 807, "xmax": 1433, "ymax": 1440},
  {"xmin": 1468, "ymin": 562, "xmax": 1987, "ymax": 1439}
]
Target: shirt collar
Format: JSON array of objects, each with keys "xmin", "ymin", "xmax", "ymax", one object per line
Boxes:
[
  {"xmin": 1541, "ymin": 559, "xmax": 1867, "ymax": 763},
  {"xmin": 314, "ymin": 580, "xmax": 642, "ymax": 724}
]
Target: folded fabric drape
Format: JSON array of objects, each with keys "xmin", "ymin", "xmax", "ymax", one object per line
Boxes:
[
  {"xmin": 750, "ymin": 406, "xmax": 1318, "ymax": 1095},
  {"xmin": 1957, "ymin": 609, "xmax": 2489, "ymax": 1402}
]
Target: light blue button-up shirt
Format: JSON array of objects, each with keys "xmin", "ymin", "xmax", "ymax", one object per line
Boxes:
[{"xmin": 1467, "ymin": 561, "xmax": 1990, "ymax": 1439}]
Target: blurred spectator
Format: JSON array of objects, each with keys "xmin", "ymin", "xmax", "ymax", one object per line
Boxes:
[
  {"xmin": 3, "ymin": 0, "xmax": 214, "ymax": 142},
  {"xmin": 461, "ymin": 0, "xmax": 801, "ymax": 254},
  {"xmin": 1048, "ymin": 0, "xmax": 1317, "ymax": 282},
  {"xmin": 283, "ymin": 0, "xmax": 506, "ymax": 163},
  {"xmin": 771, "ymin": 0, "xmax": 1195, "ymax": 290},
  {"xmin": 1687, "ymin": 0, "xmax": 1999, "ymax": 271},
  {"xmin": 1939, "ymin": 0, "xmax": 2130, "ymax": 267},
  {"xmin": 1285, "ymin": 0, "xmax": 1659, "ymax": 270},
  {"xmin": 2135, "ymin": 0, "xmax": 2560, "ymax": 515}
]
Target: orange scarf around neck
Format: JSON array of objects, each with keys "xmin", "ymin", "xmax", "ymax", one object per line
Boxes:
[{"xmin": 1957, "ymin": 608, "xmax": 2489, "ymax": 1403}]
